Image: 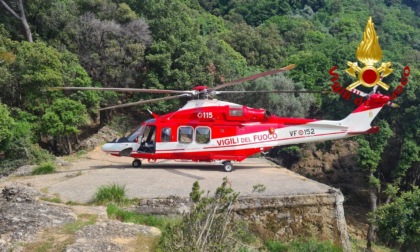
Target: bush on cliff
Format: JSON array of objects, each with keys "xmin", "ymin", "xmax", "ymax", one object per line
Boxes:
[{"xmin": 159, "ymin": 178, "xmax": 242, "ymax": 251}]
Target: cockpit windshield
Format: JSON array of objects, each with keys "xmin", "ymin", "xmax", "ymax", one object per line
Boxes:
[{"xmin": 127, "ymin": 125, "xmax": 145, "ymax": 142}]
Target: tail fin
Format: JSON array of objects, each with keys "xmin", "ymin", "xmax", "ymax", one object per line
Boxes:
[{"xmin": 340, "ymin": 93, "xmax": 390, "ymax": 134}]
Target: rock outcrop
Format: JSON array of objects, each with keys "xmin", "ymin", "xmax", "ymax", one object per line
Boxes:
[
  {"xmin": 0, "ymin": 183, "xmax": 161, "ymax": 252},
  {"xmin": 0, "ymin": 184, "xmax": 76, "ymax": 251}
]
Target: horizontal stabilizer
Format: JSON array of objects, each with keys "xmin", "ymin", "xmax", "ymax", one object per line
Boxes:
[{"xmin": 348, "ymin": 126, "xmax": 380, "ymax": 135}]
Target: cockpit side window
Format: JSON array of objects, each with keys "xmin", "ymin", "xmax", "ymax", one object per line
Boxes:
[{"xmin": 127, "ymin": 126, "xmax": 145, "ymax": 142}]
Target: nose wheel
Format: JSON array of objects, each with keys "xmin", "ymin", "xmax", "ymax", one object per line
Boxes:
[
  {"xmin": 222, "ymin": 161, "xmax": 234, "ymax": 172},
  {"xmin": 132, "ymin": 159, "xmax": 142, "ymax": 168}
]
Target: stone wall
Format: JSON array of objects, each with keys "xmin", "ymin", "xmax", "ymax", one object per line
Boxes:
[{"xmin": 136, "ymin": 190, "xmax": 350, "ymax": 251}]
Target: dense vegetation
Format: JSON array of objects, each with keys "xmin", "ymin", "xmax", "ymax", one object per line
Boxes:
[{"xmin": 1, "ymin": 0, "xmax": 419, "ymax": 250}]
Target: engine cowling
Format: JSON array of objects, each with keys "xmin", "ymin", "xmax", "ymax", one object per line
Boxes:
[{"xmin": 225, "ymin": 106, "xmax": 271, "ymax": 122}]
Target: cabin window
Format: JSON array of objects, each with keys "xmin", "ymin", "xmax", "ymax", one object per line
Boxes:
[
  {"xmin": 161, "ymin": 127, "xmax": 171, "ymax": 142},
  {"xmin": 178, "ymin": 126, "xmax": 193, "ymax": 144},
  {"xmin": 196, "ymin": 127, "xmax": 211, "ymax": 144}
]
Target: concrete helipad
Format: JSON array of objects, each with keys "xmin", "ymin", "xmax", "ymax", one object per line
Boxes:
[{"xmin": 27, "ymin": 152, "xmax": 333, "ymax": 203}]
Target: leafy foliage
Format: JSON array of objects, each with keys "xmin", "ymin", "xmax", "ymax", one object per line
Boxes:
[
  {"xmin": 0, "ymin": 103, "xmax": 54, "ymax": 174},
  {"xmin": 0, "ymin": 102, "xmax": 14, "ymax": 149},
  {"xmin": 270, "ymin": 145, "xmax": 303, "ymax": 168},
  {"xmin": 40, "ymin": 98, "xmax": 88, "ymax": 154},
  {"xmin": 358, "ymin": 120, "xmax": 393, "ymax": 174},
  {"xmin": 73, "ymin": 12, "xmax": 151, "ymax": 88},
  {"xmin": 42, "ymin": 98, "xmax": 88, "ymax": 136},
  {"xmin": 373, "ymin": 187, "xmax": 420, "ymax": 249}
]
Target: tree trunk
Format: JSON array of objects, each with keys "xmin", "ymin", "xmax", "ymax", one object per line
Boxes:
[
  {"xmin": 66, "ymin": 135, "xmax": 72, "ymax": 154},
  {"xmin": 366, "ymin": 173, "xmax": 378, "ymax": 251},
  {"xmin": 20, "ymin": 10, "xmax": 33, "ymax": 42}
]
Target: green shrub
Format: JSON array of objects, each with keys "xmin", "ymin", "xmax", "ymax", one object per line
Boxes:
[
  {"xmin": 28, "ymin": 144, "xmax": 55, "ymax": 163},
  {"xmin": 31, "ymin": 162, "xmax": 56, "ymax": 175},
  {"xmin": 92, "ymin": 183, "xmax": 128, "ymax": 205},
  {"xmin": 373, "ymin": 187, "xmax": 420, "ymax": 250},
  {"xmin": 159, "ymin": 178, "xmax": 240, "ymax": 251},
  {"xmin": 271, "ymin": 145, "xmax": 303, "ymax": 168}
]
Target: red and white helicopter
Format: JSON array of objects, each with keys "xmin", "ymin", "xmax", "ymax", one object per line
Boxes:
[{"xmin": 57, "ymin": 64, "xmax": 393, "ymax": 172}]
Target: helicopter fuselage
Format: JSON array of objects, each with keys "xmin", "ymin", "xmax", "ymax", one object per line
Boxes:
[{"xmin": 102, "ymin": 93, "xmax": 388, "ymax": 169}]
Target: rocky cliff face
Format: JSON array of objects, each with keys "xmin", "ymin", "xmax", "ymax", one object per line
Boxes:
[
  {"xmin": 0, "ymin": 183, "xmax": 160, "ymax": 252},
  {"xmin": 0, "ymin": 184, "xmax": 76, "ymax": 251}
]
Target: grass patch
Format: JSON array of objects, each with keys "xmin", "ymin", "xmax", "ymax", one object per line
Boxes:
[
  {"xmin": 64, "ymin": 214, "xmax": 98, "ymax": 234},
  {"xmin": 107, "ymin": 203, "xmax": 171, "ymax": 229},
  {"xmin": 22, "ymin": 214, "xmax": 97, "ymax": 252},
  {"xmin": 31, "ymin": 162, "xmax": 56, "ymax": 175},
  {"xmin": 350, "ymin": 236, "xmax": 398, "ymax": 252},
  {"xmin": 66, "ymin": 200, "xmax": 84, "ymax": 206},
  {"xmin": 92, "ymin": 183, "xmax": 128, "ymax": 205},
  {"xmin": 264, "ymin": 239, "xmax": 342, "ymax": 252},
  {"xmin": 41, "ymin": 197, "xmax": 62, "ymax": 203},
  {"xmin": 265, "ymin": 240, "xmax": 288, "ymax": 251}
]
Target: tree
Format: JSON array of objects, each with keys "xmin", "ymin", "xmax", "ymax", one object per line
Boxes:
[
  {"xmin": 240, "ymin": 74, "xmax": 316, "ymax": 118},
  {"xmin": 0, "ymin": 102, "xmax": 14, "ymax": 151},
  {"xmin": 139, "ymin": 0, "xmax": 214, "ymax": 90},
  {"xmin": 0, "ymin": 0, "xmax": 33, "ymax": 42},
  {"xmin": 41, "ymin": 98, "xmax": 88, "ymax": 154},
  {"xmin": 0, "ymin": 103, "xmax": 53, "ymax": 173},
  {"xmin": 26, "ymin": 0, "xmax": 79, "ymax": 41},
  {"xmin": 222, "ymin": 22, "xmax": 286, "ymax": 69},
  {"xmin": 357, "ymin": 120, "xmax": 393, "ymax": 251},
  {"xmin": 373, "ymin": 187, "xmax": 420, "ymax": 250},
  {"xmin": 0, "ymin": 40, "xmax": 99, "ymax": 116},
  {"xmin": 74, "ymin": 12, "xmax": 151, "ymax": 88}
]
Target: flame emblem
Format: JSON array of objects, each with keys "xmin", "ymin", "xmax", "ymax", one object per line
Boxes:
[{"xmin": 345, "ymin": 17, "xmax": 393, "ymax": 90}]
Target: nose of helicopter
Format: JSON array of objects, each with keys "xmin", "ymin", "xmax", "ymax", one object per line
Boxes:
[
  {"xmin": 101, "ymin": 142, "xmax": 120, "ymax": 153},
  {"xmin": 101, "ymin": 141, "xmax": 140, "ymax": 155}
]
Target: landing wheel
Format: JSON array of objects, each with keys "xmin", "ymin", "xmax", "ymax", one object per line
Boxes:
[
  {"xmin": 222, "ymin": 161, "xmax": 234, "ymax": 172},
  {"xmin": 132, "ymin": 159, "xmax": 142, "ymax": 168}
]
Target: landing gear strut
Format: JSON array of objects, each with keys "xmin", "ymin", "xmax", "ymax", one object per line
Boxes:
[
  {"xmin": 132, "ymin": 159, "xmax": 142, "ymax": 168},
  {"xmin": 222, "ymin": 161, "xmax": 234, "ymax": 172}
]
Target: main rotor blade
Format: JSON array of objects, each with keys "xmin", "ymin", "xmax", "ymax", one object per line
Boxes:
[
  {"xmin": 210, "ymin": 64, "xmax": 296, "ymax": 91},
  {"xmin": 99, "ymin": 94, "xmax": 190, "ymax": 111},
  {"xmin": 50, "ymin": 86, "xmax": 195, "ymax": 95},
  {"xmin": 214, "ymin": 90, "xmax": 330, "ymax": 94}
]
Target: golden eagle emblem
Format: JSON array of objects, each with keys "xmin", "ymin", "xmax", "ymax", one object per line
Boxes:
[{"xmin": 345, "ymin": 17, "xmax": 393, "ymax": 90}]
